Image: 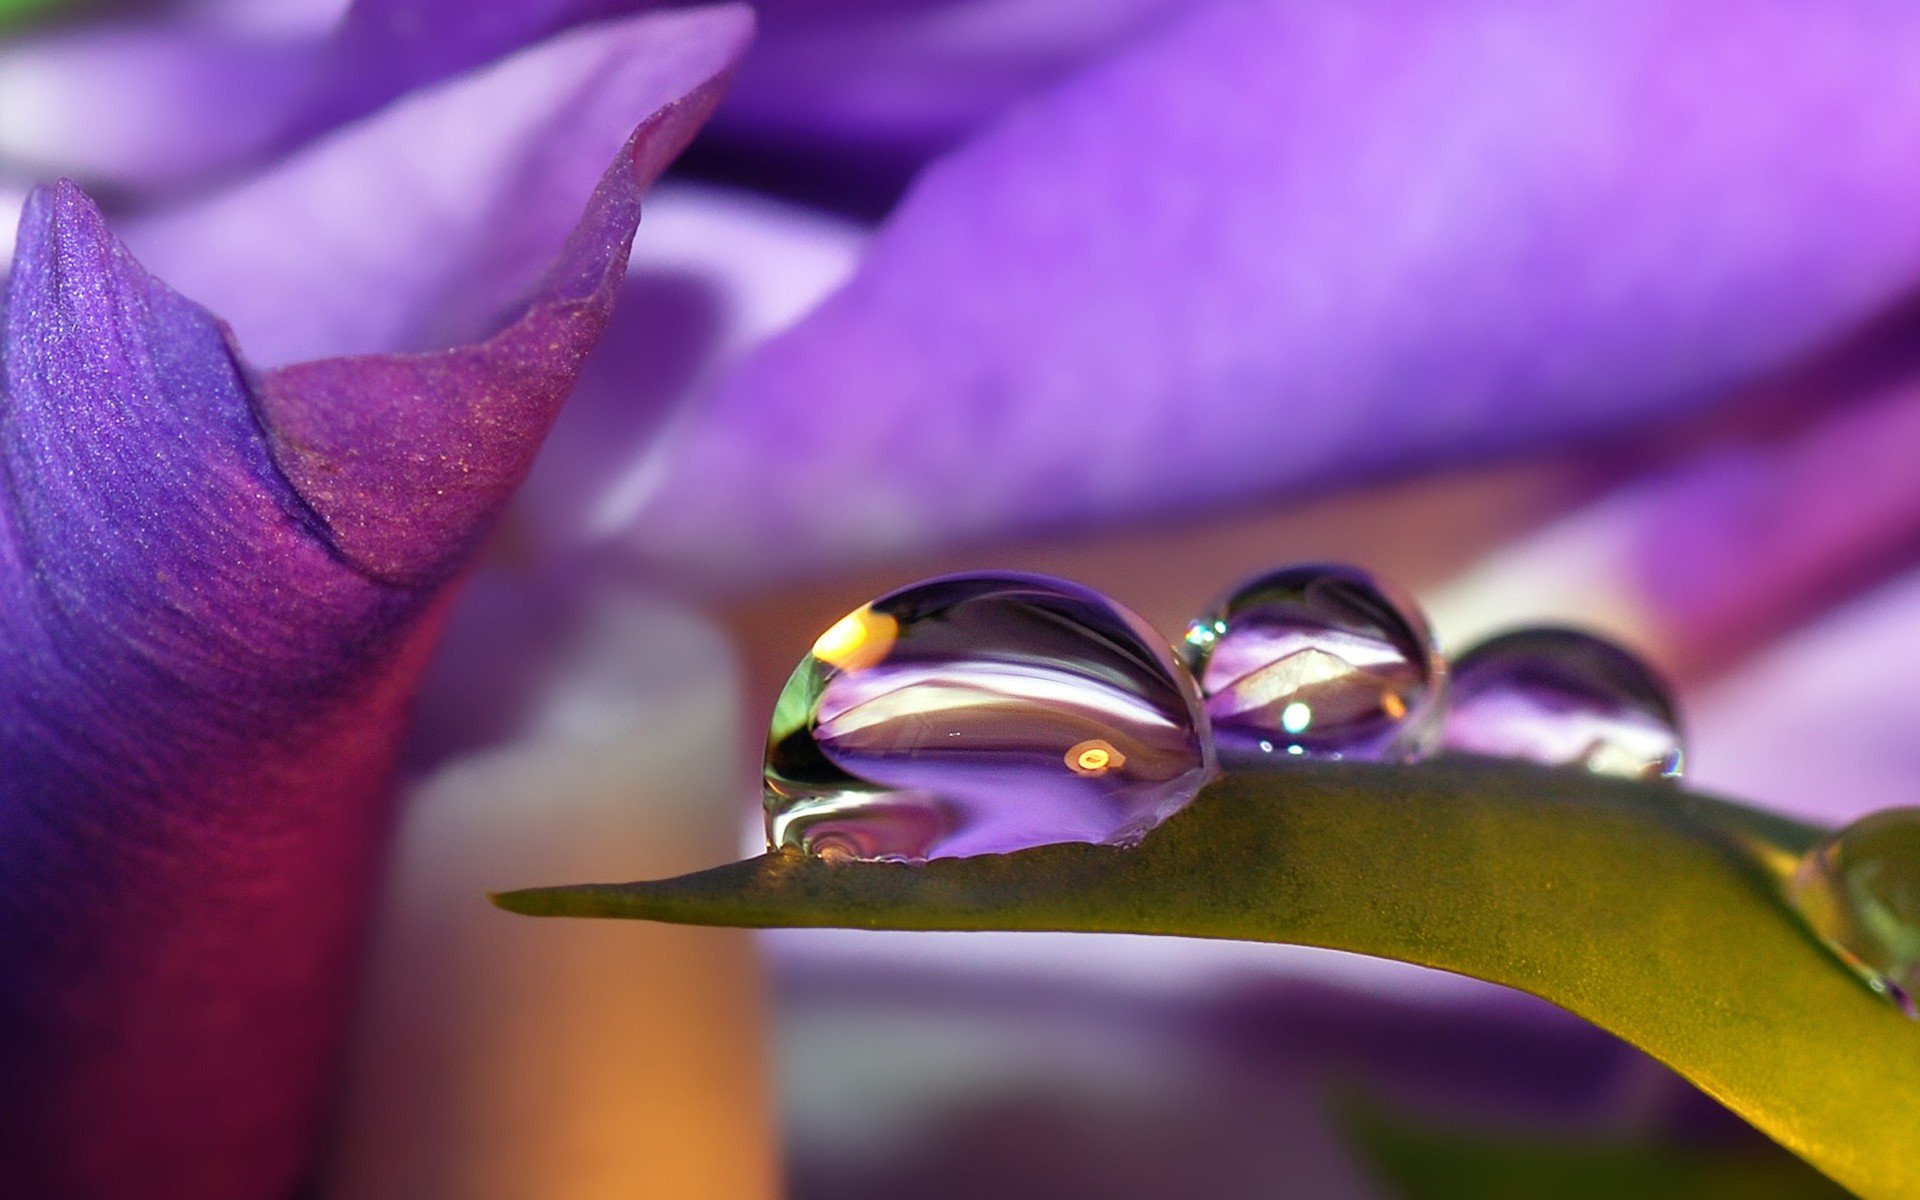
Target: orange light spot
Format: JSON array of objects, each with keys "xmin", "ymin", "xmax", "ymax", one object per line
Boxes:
[
  {"xmin": 1381, "ymin": 691, "xmax": 1407, "ymax": 720},
  {"xmin": 810, "ymin": 605, "xmax": 899, "ymax": 672},
  {"xmin": 1066, "ymin": 739, "xmax": 1125, "ymax": 777}
]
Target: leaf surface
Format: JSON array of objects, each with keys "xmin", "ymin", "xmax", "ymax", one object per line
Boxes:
[{"xmin": 496, "ymin": 760, "xmax": 1919, "ymax": 1200}]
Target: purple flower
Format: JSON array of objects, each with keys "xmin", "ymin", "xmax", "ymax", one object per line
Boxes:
[{"xmin": 0, "ymin": 6, "xmax": 749, "ymax": 1195}]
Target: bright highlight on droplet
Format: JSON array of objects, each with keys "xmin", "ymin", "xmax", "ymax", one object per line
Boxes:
[
  {"xmin": 810, "ymin": 605, "xmax": 899, "ymax": 672},
  {"xmin": 1181, "ymin": 563, "xmax": 1443, "ymax": 763},
  {"xmin": 766, "ymin": 573, "xmax": 1217, "ymax": 862},
  {"xmin": 1066, "ymin": 739, "xmax": 1124, "ymax": 777}
]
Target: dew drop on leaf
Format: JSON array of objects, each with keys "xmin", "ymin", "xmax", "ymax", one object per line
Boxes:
[
  {"xmin": 1442, "ymin": 626, "xmax": 1684, "ymax": 782},
  {"xmin": 764, "ymin": 572, "xmax": 1215, "ymax": 861},
  {"xmin": 1789, "ymin": 807, "xmax": 1920, "ymax": 1018},
  {"xmin": 1180, "ymin": 563, "xmax": 1443, "ymax": 763}
]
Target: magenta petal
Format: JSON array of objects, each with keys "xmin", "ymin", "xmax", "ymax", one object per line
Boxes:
[
  {"xmin": 0, "ymin": 21, "xmax": 738, "ymax": 1188},
  {"xmin": 626, "ymin": 0, "xmax": 1920, "ymax": 583},
  {"xmin": 254, "ymin": 74, "xmax": 735, "ymax": 586},
  {"xmin": 0, "ymin": 182, "xmax": 413, "ymax": 1199}
]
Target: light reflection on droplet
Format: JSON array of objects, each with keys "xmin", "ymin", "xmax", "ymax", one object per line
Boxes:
[
  {"xmin": 1789, "ymin": 808, "xmax": 1920, "ymax": 1018},
  {"xmin": 765, "ymin": 573, "xmax": 1216, "ymax": 861},
  {"xmin": 1181, "ymin": 563, "xmax": 1443, "ymax": 763},
  {"xmin": 1441, "ymin": 626, "xmax": 1683, "ymax": 782}
]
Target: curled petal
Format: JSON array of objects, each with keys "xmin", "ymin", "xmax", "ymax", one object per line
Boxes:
[
  {"xmin": 625, "ymin": 0, "xmax": 1920, "ymax": 584},
  {"xmin": 0, "ymin": 180, "xmax": 411, "ymax": 1200},
  {"xmin": 0, "ymin": 9, "xmax": 746, "ymax": 1192},
  {"xmin": 131, "ymin": 5, "xmax": 752, "ymax": 365},
  {"xmin": 253, "ymin": 60, "xmax": 741, "ymax": 585}
]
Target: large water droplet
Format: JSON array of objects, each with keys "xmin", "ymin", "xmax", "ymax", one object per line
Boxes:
[
  {"xmin": 765, "ymin": 573, "xmax": 1216, "ymax": 861},
  {"xmin": 1441, "ymin": 627, "xmax": 1683, "ymax": 782},
  {"xmin": 1180, "ymin": 563, "xmax": 1443, "ymax": 763},
  {"xmin": 1788, "ymin": 808, "xmax": 1920, "ymax": 1018}
]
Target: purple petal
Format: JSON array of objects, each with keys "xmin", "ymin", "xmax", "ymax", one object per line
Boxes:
[
  {"xmin": 0, "ymin": 19, "xmax": 740, "ymax": 1190},
  {"xmin": 699, "ymin": 0, "xmax": 1186, "ymax": 211},
  {"xmin": 622, "ymin": 0, "xmax": 1920, "ymax": 585},
  {"xmin": 512, "ymin": 182, "xmax": 864, "ymax": 553},
  {"xmin": 279, "ymin": 0, "xmax": 637, "ymax": 144},
  {"xmin": 1, "ymin": 180, "xmax": 411, "ymax": 1198},
  {"xmin": 0, "ymin": 22, "xmax": 318, "ymax": 194},
  {"xmin": 1424, "ymin": 370, "xmax": 1920, "ymax": 673},
  {"xmin": 0, "ymin": 184, "xmax": 25, "ymax": 263},
  {"xmin": 1629, "ymin": 384, "xmax": 1920, "ymax": 665},
  {"xmin": 1694, "ymin": 566, "xmax": 1920, "ymax": 824},
  {"xmin": 295, "ymin": 0, "xmax": 1181, "ymax": 207},
  {"xmin": 129, "ymin": 5, "xmax": 753, "ymax": 366}
]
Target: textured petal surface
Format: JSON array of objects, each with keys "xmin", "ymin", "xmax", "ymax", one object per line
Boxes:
[
  {"xmin": 624, "ymin": 0, "xmax": 1920, "ymax": 585},
  {"xmin": 0, "ymin": 182, "xmax": 426, "ymax": 1198},
  {"xmin": 130, "ymin": 5, "xmax": 754, "ymax": 366},
  {"xmin": 0, "ymin": 6, "xmax": 741, "ymax": 1182}
]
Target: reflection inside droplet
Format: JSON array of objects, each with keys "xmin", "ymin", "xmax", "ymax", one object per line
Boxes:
[
  {"xmin": 1181, "ymin": 563, "xmax": 1443, "ymax": 763},
  {"xmin": 1789, "ymin": 808, "xmax": 1920, "ymax": 1018},
  {"xmin": 1441, "ymin": 626, "xmax": 1684, "ymax": 782},
  {"xmin": 765, "ymin": 573, "xmax": 1216, "ymax": 861}
]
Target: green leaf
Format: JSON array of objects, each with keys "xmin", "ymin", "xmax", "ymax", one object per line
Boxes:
[
  {"xmin": 1338, "ymin": 1092, "xmax": 1854, "ymax": 1200},
  {"xmin": 0, "ymin": 0, "xmax": 80, "ymax": 31},
  {"xmin": 494, "ymin": 759, "xmax": 1920, "ymax": 1200}
]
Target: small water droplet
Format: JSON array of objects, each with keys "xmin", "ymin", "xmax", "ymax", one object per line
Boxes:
[
  {"xmin": 1788, "ymin": 808, "xmax": 1920, "ymax": 1018},
  {"xmin": 1441, "ymin": 626, "xmax": 1683, "ymax": 782},
  {"xmin": 1181, "ymin": 564, "xmax": 1443, "ymax": 762},
  {"xmin": 765, "ymin": 573, "xmax": 1216, "ymax": 861}
]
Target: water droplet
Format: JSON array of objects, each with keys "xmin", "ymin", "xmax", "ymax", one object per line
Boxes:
[
  {"xmin": 1441, "ymin": 627, "xmax": 1683, "ymax": 782},
  {"xmin": 765, "ymin": 573, "xmax": 1216, "ymax": 861},
  {"xmin": 1788, "ymin": 808, "xmax": 1920, "ymax": 1017},
  {"xmin": 1180, "ymin": 563, "xmax": 1443, "ymax": 762}
]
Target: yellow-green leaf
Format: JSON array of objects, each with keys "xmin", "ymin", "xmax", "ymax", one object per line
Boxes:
[
  {"xmin": 494, "ymin": 759, "xmax": 1920, "ymax": 1200},
  {"xmin": 1337, "ymin": 1092, "xmax": 1853, "ymax": 1200}
]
